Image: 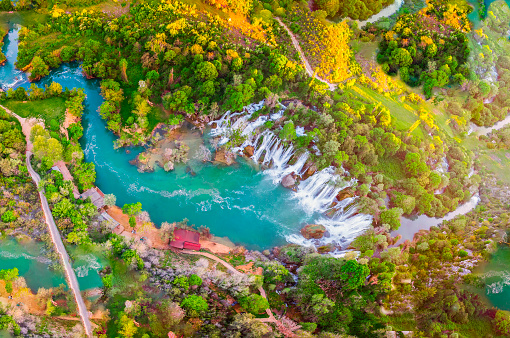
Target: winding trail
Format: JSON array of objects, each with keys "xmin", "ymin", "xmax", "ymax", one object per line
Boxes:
[
  {"xmin": 275, "ymin": 17, "xmax": 336, "ymax": 92},
  {"xmin": 0, "ymin": 105, "xmax": 93, "ymax": 338},
  {"xmin": 181, "ymin": 249, "xmax": 293, "ymax": 335}
]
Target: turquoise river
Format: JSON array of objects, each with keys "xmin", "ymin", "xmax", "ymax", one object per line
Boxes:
[{"xmin": 0, "ymin": 22, "xmax": 341, "ymax": 257}]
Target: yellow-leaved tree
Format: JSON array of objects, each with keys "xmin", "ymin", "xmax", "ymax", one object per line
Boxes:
[{"xmin": 316, "ymin": 21, "xmax": 353, "ymax": 83}]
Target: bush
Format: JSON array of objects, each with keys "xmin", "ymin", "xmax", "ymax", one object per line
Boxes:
[
  {"xmin": 300, "ymin": 322, "xmax": 317, "ymax": 332},
  {"xmin": 458, "ymin": 250, "xmax": 468, "ymax": 258},
  {"xmin": 239, "ymin": 294, "xmax": 269, "ymax": 314},
  {"xmin": 1, "ymin": 210, "xmax": 17, "ymax": 223},
  {"xmin": 189, "ymin": 274, "xmax": 202, "ymax": 287},
  {"xmin": 173, "ymin": 275, "xmax": 190, "ymax": 290},
  {"xmin": 181, "ymin": 295, "xmax": 208, "ymax": 317}
]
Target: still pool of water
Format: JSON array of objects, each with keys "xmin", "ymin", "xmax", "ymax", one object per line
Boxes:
[
  {"xmin": 475, "ymin": 244, "xmax": 510, "ymax": 311},
  {"xmin": 0, "ymin": 23, "xmax": 341, "ymax": 251},
  {"xmin": 468, "ymin": 0, "xmax": 510, "ymax": 28},
  {"xmin": 0, "ymin": 238, "xmax": 103, "ymax": 292}
]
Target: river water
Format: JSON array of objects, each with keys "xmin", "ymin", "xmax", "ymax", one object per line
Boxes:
[
  {"xmin": 0, "ymin": 23, "xmax": 373, "ymax": 251},
  {"xmin": 0, "ymin": 238, "xmax": 103, "ymax": 292}
]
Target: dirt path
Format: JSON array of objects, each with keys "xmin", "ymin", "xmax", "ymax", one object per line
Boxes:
[
  {"xmin": 25, "ymin": 154, "xmax": 93, "ymax": 337},
  {"xmin": 274, "ymin": 18, "xmax": 336, "ymax": 92},
  {"xmin": 1, "ymin": 105, "xmax": 93, "ymax": 337},
  {"xmin": 181, "ymin": 250, "xmax": 294, "ymax": 335}
]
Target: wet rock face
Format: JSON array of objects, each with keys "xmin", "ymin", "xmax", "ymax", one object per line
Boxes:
[
  {"xmin": 302, "ymin": 164, "xmax": 317, "ymax": 180},
  {"xmin": 214, "ymin": 149, "xmax": 236, "ymax": 165},
  {"xmin": 300, "ymin": 224, "xmax": 326, "ymax": 239},
  {"xmin": 281, "ymin": 173, "xmax": 296, "ymax": 188},
  {"xmin": 243, "ymin": 145, "xmax": 254, "ymax": 157},
  {"xmin": 336, "ymin": 189, "xmax": 354, "ymax": 201}
]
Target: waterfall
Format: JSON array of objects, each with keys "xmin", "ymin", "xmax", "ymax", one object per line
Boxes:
[
  {"xmin": 209, "ymin": 101, "xmax": 373, "ymax": 250},
  {"xmin": 293, "ymin": 167, "xmax": 354, "ymax": 214}
]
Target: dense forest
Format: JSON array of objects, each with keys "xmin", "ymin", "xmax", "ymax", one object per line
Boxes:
[{"xmin": 0, "ymin": 0, "xmax": 510, "ymax": 337}]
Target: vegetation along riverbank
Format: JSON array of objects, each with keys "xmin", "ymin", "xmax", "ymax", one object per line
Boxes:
[{"xmin": 2, "ymin": 0, "xmax": 510, "ymax": 336}]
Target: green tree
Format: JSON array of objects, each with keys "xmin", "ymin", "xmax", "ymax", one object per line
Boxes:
[
  {"xmin": 279, "ymin": 121, "xmax": 296, "ymax": 142},
  {"xmin": 102, "ymin": 274, "xmax": 113, "ymax": 288},
  {"xmin": 380, "ymin": 207, "xmax": 403, "ymax": 230},
  {"xmin": 196, "ymin": 61, "xmax": 218, "ymax": 81},
  {"xmin": 52, "ymin": 198, "xmax": 74, "ymax": 219},
  {"xmin": 189, "ymin": 274, "xmax": 202, "ymax": 286},
  {"xmin": 4, "ymin": 282, "xmax": 12, "ymax": 294},
  {"xmin": 315, "ymin": 0, "xmax": 340, "ymax": 17},
  {"xmin": 404, "ymin": 152, "xmax": 429, "ymax": 177},
  {"xmin": 30, "ymin": 56, "xmax": 49, "ymax": 81},
  {"xmin": 1, "ymin": 210, "xmax": 17, "ymax": 223},
  {"xmin": 118, "ymin": 313, "xmax": 138, "ymax": 338},
  {"xmin": 122, "ymin": 202, "xmax": 142, "ymax": 216},
  {"xmin": 33, "ymin": 136, "xmax": 63, "ymax": 165},
  {"xmin": 0, "ymin": 268, "xmax": 18, "ymax": 282},
  {"xmin": 163, "ymin": 89, "xmax": 194, "ymax": 114},
  {"xmin": 494, "ymin": 310, "xmax": 510, "ymax": 335},
  {"xmin": 239, "ymin": 294, "xmax": 269, "ymax": 315},
  {"xmin": 73, "ymin": 161, "xmax": 96, "ymax": 192},
  {"xmin": 172, "ymin": 276, "xmax": 190, "ymax": 289},
  {"xmin": 181, "ymin": 295, "xmax": 208, "ymax": 317},
  {"xmin": 391, "ymin": 48, "xmax": 413, "ymax": 67}
]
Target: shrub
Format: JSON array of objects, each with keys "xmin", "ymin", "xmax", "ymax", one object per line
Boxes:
[
  {"xmin": 181, "ymin": 295, "xmax": 208, "ymax": 317},
  {"xmin": 1, "ymin": 210, "xmax": 16, "ymax": 223},
  {"xmin": 239, "ymin": 294, "xmax": 269, "ymax": 314},
  {"xmin": 189, "ymin": 274, "xmax": 202, "ymax": 287},
  {"xmin": 173, "ymin": 276, "xmax": 190, "ymax": 290},
  {"xmin": 300, "ymin": 322, "xmax": 317, "ymax": 332}
]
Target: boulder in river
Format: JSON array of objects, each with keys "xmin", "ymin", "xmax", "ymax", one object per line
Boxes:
[
  {"xmin": 300, "ymin": 224, "xmax": 326, "ymax": 239},
  {"xmin": 317, "ymin": 244, "xmax": 334, "ymax": 254},
  {"xmin": 243, "ymin": 145, "xmax": 254, "ymax": 157},
  {"xmin": 303, "ymin": 164, "xmax": 317, "ymax": 179},
  {"xmin": 214, "ymin": 149, "xmax": 236, "ymax": 165},
  {"xmin": 281, "ymin": 173, "xmax": 297, "ymax": 188},
  {"xmin": 336, "ymin": 189, "xmax": 354, "ymax": 201},
  {"xmin": 164, "ymin": 161, "xmax": 174, "ymax": 171}
]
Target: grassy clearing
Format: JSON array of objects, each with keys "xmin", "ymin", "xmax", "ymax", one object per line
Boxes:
[
  {"xmin": 478, "ymin": 149, "xmax": 510, "ymax": 184},
  {"xmin": 4, "ymin": 97, "xmax": 67, "ymax": 125},
  {"xmin": 354, "ymin": 41, "xmax": 379, "ymax": 61},
  {"xmin": 456, "ymin": 317, "xmax": 504, "ymax": 338},
  {"xmin": 373, "ymin": 156, "xmax": 406, "ymax": 182},
  {"xmin": 386, "ymin": 313, "xmax": 416, "ymax": 331},
  {"xmin": 349, "ymin": 84, "xmax": 426, "ymax": 140},
  {"xmin": 0, "ymin": 11, "xmax": 49, "ymax": 31}
]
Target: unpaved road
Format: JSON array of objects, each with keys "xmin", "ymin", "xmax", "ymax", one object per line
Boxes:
[{"xmin": 1, "ymin": 104, "xmax": 92, "ymax": 337}]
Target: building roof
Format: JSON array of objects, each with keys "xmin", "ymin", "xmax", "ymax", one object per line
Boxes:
[
  {"xmin": 81, "ymin": 187, "xmax": 105, "ymax": 209},
  {"xmin": 99, "ymin": 211, "xmax": 120, "ymax": 229},
  {"xmin": 169, "ymin": 229, "xmax": 201, "ymax": 250}
]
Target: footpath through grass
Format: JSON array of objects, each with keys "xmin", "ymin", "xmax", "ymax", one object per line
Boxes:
[{"xmin": 3, "ymin": 97, "xmax": 66, "ymax": 125}]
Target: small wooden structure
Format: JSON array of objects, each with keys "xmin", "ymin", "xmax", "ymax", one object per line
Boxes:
[
  {"xmin": 169, "ymin": 229, "xmax": 201, "ymax": 250},
  {"xmin": 80, "ymin": 187, "xmax": 105, "ymax": 209}
]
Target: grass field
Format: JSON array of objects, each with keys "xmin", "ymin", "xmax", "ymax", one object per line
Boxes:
[
  {"xmin": 348, "ymin": 84, "xmax": 427, "ymax": 140},
  {"xmin": 479, "ymin": 149, "xmax": 510, "ymax": 184},
  {"xmin": 373, "ymin": 156, "xmax": 406, "ymax": 181},
  {"xmin": 3, "ymin": 97, "xmax": 67, "ymax": 125},
  {"xmin": 0, "ymin": 12, "xmax": 49, "ymax": 31}
]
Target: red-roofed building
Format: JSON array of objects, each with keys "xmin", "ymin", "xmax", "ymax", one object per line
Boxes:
[{"xmin": 169, "ymin": 229, "xmax": 201, "ymax": 250}]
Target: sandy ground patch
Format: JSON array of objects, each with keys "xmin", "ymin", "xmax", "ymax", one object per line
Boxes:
[{"xmin": 106, "ymin": 206, "xmax": 233, "ymax": 254}]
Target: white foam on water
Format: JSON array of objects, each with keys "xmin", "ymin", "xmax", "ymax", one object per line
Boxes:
[{"xmin": 209, "ymin": 103, "xmax": 373, "ymax": 248}]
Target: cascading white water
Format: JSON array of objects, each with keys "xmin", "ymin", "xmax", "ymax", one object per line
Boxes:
[
  {"xmin": 293, "ymin": 167, "xmax": 355, "ymax": 214},
  {"xmin": 209, "ymin": 101, "xmax": 373, "ymax": 249}
]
